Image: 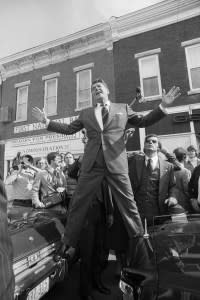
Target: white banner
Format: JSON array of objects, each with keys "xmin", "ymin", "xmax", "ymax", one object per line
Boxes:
[{"xmin": 5, "ymin": 132, "xmax": 84, "ymax": 160}]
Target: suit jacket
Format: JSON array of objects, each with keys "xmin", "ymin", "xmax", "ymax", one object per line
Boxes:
[
  {"xmin": 32, "ymin": 168, "xmax": 66, "ymax": 205},
  {"xmin": 188, "ymin": 164, "xmax": 200, "ymax": 199},
  {"xmin": 0, "ymin": 178, "xmax": 15, "ymax": 300},
  {"xmin": 128, "ymin": 153, "xmax": 176, "ymax": 215},
  {"xmin": 174, "ymin": 168, "xmax": 191, "ymax": 212},
  {"xmin": 48, "ymin": 103, "xmax": 165, "ymax": 174}
]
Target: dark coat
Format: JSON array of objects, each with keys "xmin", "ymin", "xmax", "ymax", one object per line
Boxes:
[
  {"xmin": 128, "ymin": 153, "xmax": 177, "ymax": 216},
  {"xmin": 188, "ymin": 164, "xmax": 200, "ymax": 199}
]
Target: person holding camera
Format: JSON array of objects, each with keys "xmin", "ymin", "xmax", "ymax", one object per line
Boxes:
[{"xmin": 5, "ymin": 154, "xmax": 36, "ymax": 207}]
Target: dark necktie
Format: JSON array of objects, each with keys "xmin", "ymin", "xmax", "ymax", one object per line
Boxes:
[
  {"xmin": 52, "ymin": 169, "xmax": 63, "ymax": 189},
  {"xmin": 147, "ymin": 158, "xmax": 153, "ymax": 172},
  {"xmin": 101, "ymin": 104, "xmax": 109, "ymax": 125}
]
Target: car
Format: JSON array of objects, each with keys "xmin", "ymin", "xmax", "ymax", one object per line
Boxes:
[
  {"xmin": 8, "ymin": 203, "xmax": 68, "ymax": 300},
  {"xmin": 120, "ymin": 213, "xmax": 200, "ymax": 300}
]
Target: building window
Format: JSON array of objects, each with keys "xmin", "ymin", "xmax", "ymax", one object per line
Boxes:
[
  {"xmin": 135, "ymin": 49, "xmax": 162, "ymax": 100},
  {"xmin": 138, "ymin": 55, "xmax": 162, "ymax": 99},
  {"xmin": 74, "ymin": 63, "xmax": 93, "ymax": 110},
  {"xmin": 185, "ymin": 43, "xmax": 200, "ymax": 92},
  {"xmin": 44, "ymin": 78, "xmax": 58, "ymax": 116},
  {"xmin": 16, "ymin": 85, "xmax": 29, "ymax": 122}
]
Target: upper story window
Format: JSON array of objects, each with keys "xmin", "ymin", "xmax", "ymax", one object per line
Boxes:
[
  {"xmin": 74, "ymin": 63, "xmax": 94, "ymax": 111},
  {"xmin": 42, "ymin": 72, "xmax": 60, "ymax": 116},
  {"xmin": 135, "ymin": 49, "xmax": 162, "ymax": 101},
  {"xmin": 182, "ymin": 38, "xmax": 200, "ymax": 94},
  {"xmin": 15, "ymin": 81, "xmax": 30, "ymax": 122}
]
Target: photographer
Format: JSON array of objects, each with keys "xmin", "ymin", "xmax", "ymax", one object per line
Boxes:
[{"xmin": 5, "ymin": 154, "xmax": 36, "ymax": 206}]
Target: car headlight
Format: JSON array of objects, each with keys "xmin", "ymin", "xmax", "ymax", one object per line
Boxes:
[{"xmin": 119, "ymin": 280, "xmax": 133, "ymax": 295}]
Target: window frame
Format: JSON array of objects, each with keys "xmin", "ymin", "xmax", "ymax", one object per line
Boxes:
[
  {"xmin": 138, "ymin": 54, "xmax": 162, "ymax": 101},
  {"xmin": 135, "ymin": 48, "xmax": 162, "ymax": 101},
  {"xmin": 44, "ymin": 77, "xmax": 58, "ymax": 117},
  {"xmin": 184, "ymin": 42, "xmax": 200, "ymax": 94},
  {"xmin": 15, "ymin": 81, "xmax": 30, "ymax": 122},
  {"xmin": 74, "ymin": 63, "xmax": 94, "ymax": 111}
]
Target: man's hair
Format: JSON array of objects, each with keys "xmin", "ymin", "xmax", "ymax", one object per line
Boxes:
[
  {"xmin": 187, "ymin": 145, "xmax": 197, "ymax": 153},
  {"xmin": 144, "ymin": 134, "xmax": 160, "ymax": 147},
  {"xmin": 173, "ymin": 147, "xmax": 187, "ymax": 162},
  {"xmin": 23, "ymin": 154, "xmax": 34, "ymax": 164},
  {"xmin": 91, "ymin": 78, "xmax": 109, "ymax": 90},
  {"xmin": 46, "ymin": 152, "xmax": 59, "ymax": 165},
  {"xmin": 65, "ymin": 152, "xmax": 74, "ymax": 159}
]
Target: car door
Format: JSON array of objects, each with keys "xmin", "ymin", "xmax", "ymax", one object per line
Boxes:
[{"xmin": 152, "ymin": 214, "xmax": 200, "ymax": 299}]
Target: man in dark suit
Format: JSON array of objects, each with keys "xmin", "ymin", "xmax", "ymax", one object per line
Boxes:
[
  {"xmin": 128, "ymin": 133, "xmax": 177, "ymax": 226},
  {"xmin": 0, "ymin": 174, "xmax": 15, "ymax": 300},
  {"xmin": 188, "ymin": 164, "xmax": 200, "ymax": 212},
  {"xmin": 32, "ymin": 79, "xmax": 180, "ymax": 258}
]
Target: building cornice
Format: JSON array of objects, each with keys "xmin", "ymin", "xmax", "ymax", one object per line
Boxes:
[
  {"xmin": 109, "ymin": 0, "xmax": 200, "ymax": 41},
  {"xmin": 0, "ymin": 23, "xmax": 112, "ymax": 80}
]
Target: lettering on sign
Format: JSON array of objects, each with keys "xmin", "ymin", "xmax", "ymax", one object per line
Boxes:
[
  {"xmin": 14, "ymin": 116, "xmax": 78, "ymax": 134},
  {"xmin": 12, "ymin": 132, "xmax": 81, "ymax": 146},
  {"xmin": 21, "ymin": 144, "xmax": 68, "ymax": 155}
]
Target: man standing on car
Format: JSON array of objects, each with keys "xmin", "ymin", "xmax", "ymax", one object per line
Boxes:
[{"xmin": 32, "ymin": 78, "xmax": 181, "ymax": 258}]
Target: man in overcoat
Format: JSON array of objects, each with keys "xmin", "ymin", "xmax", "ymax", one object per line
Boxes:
[{"xmin": 32, "ymin": 78, "xmax": 180, "ymax": 254}]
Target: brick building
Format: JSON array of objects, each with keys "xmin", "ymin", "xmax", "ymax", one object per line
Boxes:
[
  {"xmin": 0, "ymin": 24, "xmax": 114, "ymax": 177},
  {"xmin": 111, "ymin": 0, "xmax": 200, "ymax": 152},
  {"xmin": 0, "ymin": 0, "xmax": 199, "ymax": 177}
]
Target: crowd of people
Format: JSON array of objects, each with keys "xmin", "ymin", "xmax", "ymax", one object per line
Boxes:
[
  {"xmin": 5, "ymin": 151, "xmax": 81, "ymax": 209},
  {"xmin": 3, "ymin": 77, "xmax": 200, "ymax": 300}
]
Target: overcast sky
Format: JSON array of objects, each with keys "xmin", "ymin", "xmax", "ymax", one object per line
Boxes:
[{"xmin": 0, "ymin": 0, "xmax": 163, "ymax": 59}]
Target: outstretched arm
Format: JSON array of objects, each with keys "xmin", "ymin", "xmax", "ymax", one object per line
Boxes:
[
  {"xmin": 32, "ymin": 106, "xmax": 84, "ymax": 135},
  {"xmin": 161, "ymin": 86, "xmax": 181, "ymax": 108},
  {"xmin": 32, "ymin": 107, "xmax": 49, "ymax": 125},
  {"xmin": 128, "ymin": 86, "xmax": 181, "ymax": 127}
]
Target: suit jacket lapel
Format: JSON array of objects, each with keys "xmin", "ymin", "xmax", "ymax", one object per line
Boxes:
[
  {"xmin": 104, "ymin": 102, "xmax": 116, "ymax": 128},
  {"xmin": 136, "ymin": 156, "xmax": 145, "ymax": 186},
  {"xmin": 158, "ymin": 158, "xmax": 166, "ymax": 196}
]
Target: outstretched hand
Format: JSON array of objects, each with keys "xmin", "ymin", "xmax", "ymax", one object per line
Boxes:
[
  {"xmin": 161, "ymin": 86, "xmax": 181, "ymax": 108},
  {"xmin": 32, "ymin": 107, "xmax": 47, "ymax": 123}
]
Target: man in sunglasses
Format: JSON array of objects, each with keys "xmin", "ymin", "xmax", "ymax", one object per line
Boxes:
[{"xmin": 128, "ymin": 133, "xmax": 177, "ymax": 230}]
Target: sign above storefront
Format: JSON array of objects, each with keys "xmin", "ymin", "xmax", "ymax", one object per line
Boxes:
[
  {"xmin": 5, "ymin": 131, "xmax": 84, "ymax": 160},
  {"xmin": 14, "ymin": 116, "xmax": 77, "ymax": 134}
]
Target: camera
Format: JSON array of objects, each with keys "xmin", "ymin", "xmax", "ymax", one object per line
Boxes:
[{"xmin": 12, "ymin": 152, "xmax": 23, "ymax": 170}]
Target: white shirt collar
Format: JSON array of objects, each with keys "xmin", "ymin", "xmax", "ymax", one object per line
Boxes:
[
  {"xmin": 145, "ymin": 155, "xmax": 158, "ymax": 169},
  {"xmin": 96, "ymin": 100, "xmax": 110, "ymax": 108}
]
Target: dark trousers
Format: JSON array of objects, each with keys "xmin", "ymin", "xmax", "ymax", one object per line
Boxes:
[
  {"xmin": 64, "ymin": 168, "xmax": 143, "ymax": 247},
  {"xmin": 79, "ymin": 200, "xmax": 108, "ymax": 297}
]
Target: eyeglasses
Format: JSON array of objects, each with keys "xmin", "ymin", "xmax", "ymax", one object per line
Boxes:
[
  {"xmin": 145, "ymin": 139, "xmax": 158, "ymax": 144},
  {"xmin": 66, "ymin": 156, "xmax": 73, "ymax": 159}
]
